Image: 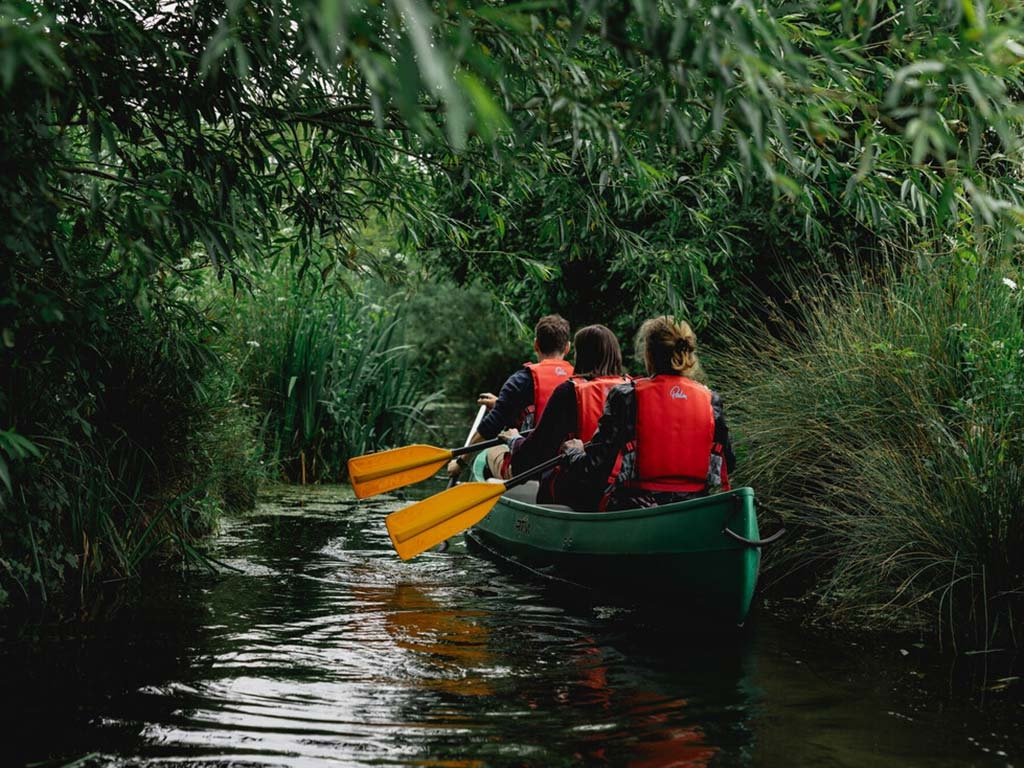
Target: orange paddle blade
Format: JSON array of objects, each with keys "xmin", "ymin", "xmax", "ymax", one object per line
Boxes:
[
  {"xmin": 347, "ymin": 444, "xmax": 453, "ymax": 499},
  {"xmin": 385, "ymin": 481, "xmax": 507, "ymax": 560}
]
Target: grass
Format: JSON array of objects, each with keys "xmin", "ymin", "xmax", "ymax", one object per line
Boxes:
[
  {"xmin": 710, "ymin": 251, "xmax": 1024, "ymax": 647},
  {"xmin": 0, "ymin": 268, "xmax": 445, "ymax": 616},
  {"xmin": 225, "ymin": 277, "xmax": 443, "ymax": 483},
  {"xmin": 0, "ymin": 299, "xmax": 254, "ymax": 617}
]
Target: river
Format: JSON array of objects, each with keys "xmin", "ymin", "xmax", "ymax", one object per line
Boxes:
[{"xmin": 2, "ymin": 483, "xmax": 1020, "ymax": 767}]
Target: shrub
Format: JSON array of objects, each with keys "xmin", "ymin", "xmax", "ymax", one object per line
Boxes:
[{"xmin": 0, "ymin": 296, "xmax": 258, "ymax": 616}]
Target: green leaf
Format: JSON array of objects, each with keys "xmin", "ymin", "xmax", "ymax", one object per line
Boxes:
[
  {"xmin": 456, "ymin": 71, "xmax": 510, "ymax": 141},
  {"xmin": 0, "ymin": 429, "xmax": 42, "ymax": 461}
]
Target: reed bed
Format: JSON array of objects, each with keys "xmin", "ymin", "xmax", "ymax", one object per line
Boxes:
[
  {"xmin": 711, "ymin": 254, "xmax": 1024, "ymax": 646},
  {"xmin": 229, "ymin": 282, "xmax": 442, "ymax": 483},
  {"xmin": 0, "ymin": 300, "xmax": 252, "ymax": 615}
]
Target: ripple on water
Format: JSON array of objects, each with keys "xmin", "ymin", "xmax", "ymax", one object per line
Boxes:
[{"xmin": 6, "ymin": 484, "xmax": 1019, "ymax": 768}]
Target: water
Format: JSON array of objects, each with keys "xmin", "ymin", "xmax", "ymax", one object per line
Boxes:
[{"xmin": 2, "ymin": 484, "xmax": 1020, "ymax": 767}]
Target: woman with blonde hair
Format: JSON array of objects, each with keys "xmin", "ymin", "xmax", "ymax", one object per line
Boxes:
[{"xmin": 557, "ymin": 316, "xmax": 734, "ymax": 511}]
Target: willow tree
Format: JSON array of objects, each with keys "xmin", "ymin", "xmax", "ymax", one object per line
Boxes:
[
  {"xmin": 2, "ymin": 0, "xmax": 1023, "ymax": 612},
  {"xmin": 5, "ymin": 1, "xmax": 1022, "ymax": 339},
  {"xmin": 407, "ymin": 2, "xmax": 1024, "ymax": 336}
]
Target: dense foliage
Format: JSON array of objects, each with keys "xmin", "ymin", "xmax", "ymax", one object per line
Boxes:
[
  {"xmin": 215, "ymin": 269, "xmax": 443, "ymax": 483},
  {"xmin": 2, "ymin": 0, "xmax": 1023, "ymax": 643},
  {"xmin": 412, "ymin": 1, "xmax": 1024, "ymax": 338},
  {"xmin": 712, "ymin": 250, "xmax": 1023, "ymax": 645}
]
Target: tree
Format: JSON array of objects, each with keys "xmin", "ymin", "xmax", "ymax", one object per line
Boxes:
[
  {"xmin": 6, "ymin": 2, "xmax": 1023, "ymax": 337},
  {"xmin": 411, "ymin": 2, "xmax": 1024, "ymax": 336},
  {"xmin": 2, "ymin": 0, "xmax": 1023, "ymax": 612}
]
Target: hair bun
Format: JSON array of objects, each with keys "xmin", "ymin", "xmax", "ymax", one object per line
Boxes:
[{"xmin": 675, "ymin": 338, "xmax": 690, "ymax": 353}]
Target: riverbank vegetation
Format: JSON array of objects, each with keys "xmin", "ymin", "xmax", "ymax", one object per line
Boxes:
[
  {"xmin": 214, "ymin": 269, "xmax": 442, "ymax": 484},
  {"xmin": 2, "ymin": 1, "xmax": 1023, "ymax": 646},
  {"xmin": 711, "ymin": 249, "xmax": 1023, "ymax": 647}
]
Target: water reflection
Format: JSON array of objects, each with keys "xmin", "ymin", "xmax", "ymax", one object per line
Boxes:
[
  {"xmin": 0, "ymin": 484, "xmax": 1018, "ymax": 767},
  {"xmin": 371, "ymin": 582, "xmax": 496, "ymax": 696}
]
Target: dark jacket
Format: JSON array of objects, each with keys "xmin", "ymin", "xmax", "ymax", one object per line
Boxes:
[{"xmin": 475, "ymin": 368, "xmax": 534, "ymax": 440}]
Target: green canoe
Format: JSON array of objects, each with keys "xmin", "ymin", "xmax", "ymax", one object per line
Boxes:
[{"xmin": 465, "ymin": 453, "xmax": 777, "ymax": 625}]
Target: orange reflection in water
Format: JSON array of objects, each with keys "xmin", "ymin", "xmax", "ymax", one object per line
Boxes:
[
  {"xmin": 359, "ymin": 582, "xmax": 718, "ymax": 766},
  {"xmin": 564, "ymin": 644, "xmax": 719, "ymax": 767},
  {"xmin": 371, "ymin": 583, "xmax": 496, "ymax": 698},
  {"xmin": 620, "ymin": 693, "xmax": 718, "ymax": 768}
]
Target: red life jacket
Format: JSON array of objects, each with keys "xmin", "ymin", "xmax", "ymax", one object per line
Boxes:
[
  {"xmin": 571, "ymin": 375, "xmax": 630, "ymax": 441},
  {"xmin": 626, "ymin": 376, "xmax": 715, "ymax": 493},
  {"xmin": 537, "ymin": 374, "xmax": 625, "ymax": 507},
  {"xmin": 521, "ymin": 359, "xmax": 573, "ymax": 429}
]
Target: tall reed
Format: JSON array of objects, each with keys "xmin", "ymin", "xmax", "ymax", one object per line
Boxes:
[
  {"xmin": 711, "ymin": 253, "xmax": 1024, "ymax": 646},
  {"xmin": 231, "ymin": 281, "xmax": 442, "ymax": 483}
]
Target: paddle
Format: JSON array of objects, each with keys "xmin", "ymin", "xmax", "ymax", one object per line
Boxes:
[
  {"xmin": 385, "ymin": 451, "xmax": 570, "ymax": 560},
  {"xmin": 433, "ymin": 406, "xmax": 488, "ymax": 554},
  {"xmin": 347, "ymin": 422, "xmax": 531, "ymax": 499},
  {"xmin": 448, "ymin": 404, "xmax": 487, "ymax": 490}
]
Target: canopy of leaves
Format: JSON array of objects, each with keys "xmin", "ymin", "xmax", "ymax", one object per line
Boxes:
[
  {"xmin": 5, "ymin": 2, "xmax": 1023, "ymax": 333},
  {"xmin": 408, "ymin": 1, "xmax": 1024, "ymax": 335}
]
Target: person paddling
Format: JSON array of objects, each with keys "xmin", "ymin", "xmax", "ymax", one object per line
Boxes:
[
  {"xmin": 489, "ymin": 324, "xmax": 629, "ymax": 503},
  {"xmin": 447, "ymin": 314, "xmax": 573, "ymax": 480},
  {"xmin": 556, "ymin": 316, "xmax": 734, "ymax": 511}
]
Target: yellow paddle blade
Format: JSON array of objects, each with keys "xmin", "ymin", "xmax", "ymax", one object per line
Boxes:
[
  {"xmin": 385, "ymin": 481, "xmax": 507, "ymax": 560},
  {"xmin": 347, "ymin": 444, "xmax": 453, "ymax": 499}
]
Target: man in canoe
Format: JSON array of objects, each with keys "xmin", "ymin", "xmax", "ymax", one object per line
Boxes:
[
  {"xmin": 490, "ymin": 324, "xmax": 630, "ymax": 502},
  {"xmin": 556, "ymin": 315, "xmax": 735, "ymax": 511},
  {"xmin": 447, "ymin": 314, "xmax": 573, "ymax": 480}
]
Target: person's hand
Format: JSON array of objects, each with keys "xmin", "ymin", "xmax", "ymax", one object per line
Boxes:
[
  {"xmin": 560, "ymin": 438, "xmax": 584, "ymax": 455},
  {"xmin": 447, "ymin": 458, "xmax": 465, "ymax": 477},
  {"xmin": 499, "ymin": 428, "xmax": 520, "ymax": 444},
  {"xmin": 477, "ymin": 392, "xmax": 497, "ymax": 409}
]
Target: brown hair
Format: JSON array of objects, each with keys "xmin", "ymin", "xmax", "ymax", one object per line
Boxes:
[
  {"xmin": 572, "ymin": 324, "xmax": 623, "ymax": 378},
  {"xmin": 534, "ymin": 314, "xmax": 571, "ymax": 355},
  {"xmin": 636, "ymin": 316, "xmax": 699, "ymax": 376}
]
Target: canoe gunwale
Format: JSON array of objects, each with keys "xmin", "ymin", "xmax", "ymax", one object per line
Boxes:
[
  {"xmin": 494, "ymin": 485, "xmax": 756, "ymax": 525},
  {"xmin": 471, "ymin": 453, "xmax": 765, "ymax": 548},
  {"xmin": 481, "ymin": 496, "xmax": 759, "ymax": 556},
  {"xmin": 465, "ymin": 454, "xmax": 762, "ymax": 622}
]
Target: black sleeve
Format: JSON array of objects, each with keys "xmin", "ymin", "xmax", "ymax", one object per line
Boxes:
[
  {"xmin": 562, "ymin": 382, "xmax": 633, "ymax": 485},
  {"xmin": 711, "ymin": 391, "xmax": 735, "ymax": 471},
  {"xmin": 509, "ymin": 381, "xmax": 577, "ymax": 474},
  {"xmin": 476, "ymin": 368, "xmax": 533, "ymax": 439}
]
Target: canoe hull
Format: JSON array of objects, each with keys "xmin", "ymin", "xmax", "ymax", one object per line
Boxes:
[{"xmin": 467, "ymin": 456, "xmax": 762, "ymax": 624}]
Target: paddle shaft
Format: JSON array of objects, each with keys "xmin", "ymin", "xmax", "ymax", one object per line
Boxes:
[
  {"xmin": 467, "ymin": 404, "xmax": 487, "ymax": 441},
  {"xmin": 450, "ymin": 428, "xmax": 532, "ymax": 459},
  {"xmin": 348, "ymin": 429, "xmax": 533, "ymax": 498},
  {"xmin": 502, "ymin": 450, "xmax": 568, "ymax": 491},
  {"xmin": 448, "ymin": 405, "xmax": 486, "ymax": 489},
  {"xmin": 386, "ymin": 448, "xmax": 577, "ymax": 559}
]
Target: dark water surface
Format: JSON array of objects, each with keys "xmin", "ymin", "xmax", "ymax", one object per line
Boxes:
[{"xmin": 3, "ymin": 484, "xmax": 1020, "ymax": 767}]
